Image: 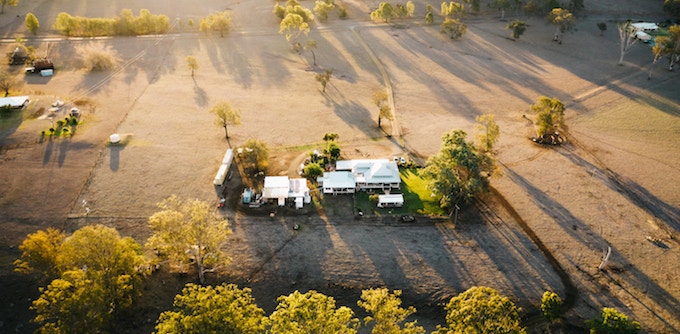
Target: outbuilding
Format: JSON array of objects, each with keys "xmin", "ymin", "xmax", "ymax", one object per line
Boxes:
[
  {"xmin": 377, "ymin": 194, "xmax": 404, "ymax": 208},
  {"xmin": 0, "ymin": 96, "xmax": 29, "ymax": 109}
]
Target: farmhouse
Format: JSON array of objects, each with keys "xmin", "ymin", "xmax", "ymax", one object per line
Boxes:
[{"xmin": 321, "ymin": 171, "xmax": 356, "ymax": 195}]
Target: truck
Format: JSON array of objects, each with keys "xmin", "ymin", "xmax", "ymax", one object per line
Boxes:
[{"xmin": 25, "ymin": 59, "xmax": 54, "ymax": 76}]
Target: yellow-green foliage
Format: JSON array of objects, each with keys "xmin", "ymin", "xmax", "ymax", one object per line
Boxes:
[
  {"xmin": 53, "ymin": 9, "xmax": 169, "ymax": 37},
  {"xmin": 77, "ymin": 43, "xmax": 121, "ymax": 71}
]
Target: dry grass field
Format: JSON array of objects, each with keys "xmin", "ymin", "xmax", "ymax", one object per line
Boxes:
[{"xmin": 0, "ymin": 0, "xmax": 679, "ymax": 333}]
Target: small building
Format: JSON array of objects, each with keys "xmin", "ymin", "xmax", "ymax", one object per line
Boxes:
[
  {"xmin": 263, "ymin": 176, "xmax": 291, "ymax": 206},
  {"xmin": 0, "ymin": 96, "xmax": 30, "ymax": 109},
  {"xmin": 631, "ymin": 22, "xmax": 659, "ymax": 32},
  {"xmin": 377, "ymin": 194, "xmax": 404, "ymax": 208},
  {"xmin": 289, "ymin": 178, "xmax": 311, "ymax": 209},
  {"xmin": 321, "ymin": 171, "xmax": 356, "ymax": 194}
]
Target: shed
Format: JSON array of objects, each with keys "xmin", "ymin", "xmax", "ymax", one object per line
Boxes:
[
  {"xmin": 0, "ymin": 96, "xmax": 29, "ymax": 109},
  {"xmin": 377, "ymin": 194, "xmax": 404, "ymax": 208},
  {"xmin": 263, "ymin": 176, "xmax": 290, "ymax": 206}
]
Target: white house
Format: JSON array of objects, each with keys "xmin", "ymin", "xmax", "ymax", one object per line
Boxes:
[
  {"xmin": 321, "ymin": 171, "xmax": 356, "ymax": 194},
  {"xmin": 336, "ymin": 159, "xmax": 401, "ymax": 191}
]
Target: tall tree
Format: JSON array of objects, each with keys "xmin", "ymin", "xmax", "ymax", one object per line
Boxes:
[
  {"xmin": 305, "ymin": 39, "xmax": 318, "ymax": 65},
  {"xmin": 280, "ymin": 13, "xmax": 311, "ymax": 51},
  {"xmin": 155, "ymin": 283, "xmax": 267, "ymax": 334},
  {"xmin": 314, "ymin": 0, "xmax": 335, "ymax": 22},
  {"xmin": 586, "ymin": 307, "xmax": 641, "ymax": 334},
  {"xmin": 436, "ymin": 286, "xmax": 525, "ymax": 334},
  {"xmin": 530, "ymin": 96, "xmax": 564, "ymax": 137},
  {"xmin": 546, "ymin": 8, "xmax": 575, "ymax": 44},
  {"xmin": 423, "ymin": 130, "xmax": 492, "ymax": 211},
  {"xmin": 425, "ymin": 4, "xmax": 434, "ymax": 25},
  {"xmin": 25, "ymin": 12, "xmax": 39, "ymax": 35},
  {"xmin": 0, "ymin": 71, "xmax": 19, "ymax": 96},
  {"xmin": 358, "ymin": 288, "xmax": 425, "ymax": 334},
  {"xmin": 617, "ymin": 20, "xmax": 638, "ymax": 65},
  {"xmin": 23, "ymin": 225, "xmax": 145, "ymax": 333},
  {"xmin": 269, "ymin": 290, "xmax": 360, "ymax": 334},
  {"xmin": 506, "ymin": 20, "xmax": 527, "ymax": 39},
  {"xmin": 0, "ymin": 0, "xmax": 17, "ymax": 14},
  {"xmin": 371, "ymin": 2, "xmax": 395, "ymax": 23},
  {"xmin": 241, "ymin": 138, "xmax": 270, "ymax": 174},
  {"xmin": 372, "ymin": 89, "xmax": 391, "ymax": 128},
  {"xmin": 186, "ymin": 55, "xmax": 199, "ymax": 77},
  {"xmin": 324, "ymin": 140, "xmax": 341, "ymax": 163},
  {"xmin": 14, "ymin": 228, "xmax": 66, "ymax": 281},
  {"xmin": 199, "ymin": 11, "xmax": 232, "ymax": 37},
  {"xmin": 653, "ymin": 24, "xmax": 680, "ymax": 71},
  {"xmin": 147, "ymin": 195, "xmax": 231, "ymax": 284},
  {"xmin": 209, "ymin": 101, "xmax": 241, "ymax": 139},
  {"xmin": 541, "ymin": 291, "xmax": 562, "ymax": 331},
  {"xmin": 440, "ymin": 18, "xmax": 467, "ymax": 39},
  {"xmin": 474, "ymin": 113, "xmax": 500, "ymax": 153}
]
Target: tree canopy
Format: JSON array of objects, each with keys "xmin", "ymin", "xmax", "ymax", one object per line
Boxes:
[
  {"xmin": 14, "ymin": 228, "xmax": 65, "ymax": 281},
  {"xmin": 423, "ymin": 129, "xmax": 493, "ymax": 211},
  {"xmin": 199, "ymin": 11, "xmax": 232, "ymax": 37},
  {"xmin": 586, "ymin": 307, "xmax": 641, "ymax": 334},
  {"xmin": 652, "ymin": 24, "xmax": 680, "ymax": 71},
  {"xmin": 440, "ymin": 18, "xmax": 467, "ymax": 40},
  {"xmin": 473, "ymin": 113, "xmax": 500, "ymax": 153},
  {"xmin": 436, "ymin": 286, "xmax": 526, "ymax": 334},
  {"xmin": 546, "ymin": 8, "xmax": 575, "ymax": 44},
  {"xmin": 25, "ymin": 13, "xmax": 39, "ymax": 35},
  {"xmin": 147, "ymin": 195, "xmax": 231, "ymax": 284},
  {"xmin": 541, "ymin": 291, "xmax": 562, "ymax": 325},
  {"xmin": 0, "ymin": 0, "xmax": 18, "ymax": 14},
  {"xmin": 269, "ymin": 290, "xmax": 360, "ymax": 333},
  {"xmin": 209, "ymin": 101, "xmax": 241, "ymax": 139},
  {"xmin": 186, "ymin": 55, "xmax": 199, "ymax": 77},
  {"xmin": 358, "ymin": 288, "xmax": 425, "ymax": 334},
  {"xmin": 155, "ymin": 283, "xmax": 267, "ymax": 334},
  {"xmin": 507, "ymin": 20, "xmax": 527, "ymax": 39},
  {"xmin": 241, "ymin": 138, "xmax": 270, "ymax": 174},
  {"xmin": 530, "ymin": 96, "xmax": 565, "ymax": 137}
]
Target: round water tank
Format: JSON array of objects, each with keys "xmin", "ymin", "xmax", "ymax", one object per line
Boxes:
[{"xmin": 109, "ymin": 133, "xmax": 120, "ymax": 144}]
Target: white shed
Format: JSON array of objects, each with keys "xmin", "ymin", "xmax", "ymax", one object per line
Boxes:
[
  {"xmin": 263, "ymin": 176, "xmax": 290, "ymax": 206},
  {"xmin": 377, "ymin": 194, "xmax": 404, "ymax": 208}
]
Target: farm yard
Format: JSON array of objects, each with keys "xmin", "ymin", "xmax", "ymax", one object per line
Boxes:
[{"xmin": 1, "ymin": 0, "xmax": 679, "ymax": 332}]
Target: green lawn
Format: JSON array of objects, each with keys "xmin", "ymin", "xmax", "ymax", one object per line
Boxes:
[{"xmin": 355, "ymin": 168, "xmax": 445, "ymax": 216}]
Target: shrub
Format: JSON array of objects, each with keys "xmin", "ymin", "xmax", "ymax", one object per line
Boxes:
[{"xmin": 77, "ymin": 43, "xmax": 121, "ymax": 71}]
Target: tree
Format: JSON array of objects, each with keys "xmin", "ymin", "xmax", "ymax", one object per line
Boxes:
[
  {"xmin": 323, "ymin": 132, "xmax": 339, "ymax": 141},
  {"xmin": 199, "ymin": 11, "xmax": 232, "ymax": 37},
  {"xmin": 315, "ymin": 69, "xmax": 333, "ymax": 92},
  {"xmin": 0, "ymin": 0, "xmax": 17, "ymax": 14},
  {"xmin": 436, "ymin": 286, "xmax": 525, "ymax": 334},
  {"xmin": 372, "ymin": 89, "xmax": 391, "ymax": 128},
  {"xmin": 303, "ymin": 162, "xmax": 323, "ymax": 181},
  {"xmin": 474, "ymin": 113, "xmax": 500, "ymax": 153},
  {"xmin": 77, "ymin": 42, "xmax": 121, "ymax": 71},
  {"xmin": 25, "ymin": 12, "xmax": 39, "ymax": 35},
  {"xmin": 155, "ymin": 283, "xmax": 267, "ymax": 334},
  {"xmin": 280, "ymin": 13, "xmax": 311, "ymax": 51},
  {"xmin": 423, "ymin": 130, "xmax": 492, "ymax": 211},
  {"xmin": 617, "ymin": 20, "xmax": 638, "ymax": 65},
  {"xmin": 358, "ymin": 288, "xmax": 425, "ymax": 334},
  {"xmin": 530, "ymin": 96, "xmax": 564, "ymax": 137},
  {"xmin": 490, "ymin": 0, "xmax": 511, "ymax": 19},
  {"xmin": 425, "ymin": 4, "xmax": 434, "ymax": 25},
  {"xmin": 324, "ymin": 140, "xmax": 341, "ymax": 163},
  {"xmin": 440, "ymin": 18, "xmax": 467, "ymax": 39},
  {"xmin": 586, "ymin": 307, "xmax": 641, "ymax": 334},
  {"xmin": 507, "ymin": 20, "xmax": 527, "ymax": 39},
  {"xmin": 0, "ymin": 71, "xmax": 19, "ymax": 96},
  {"xmin": 305, "ymin": 39, "xmax": 318, "ymax": 65},
  {"xmin": 14, "ymin": 228, "xmax": 66, "ymax": 281},
  {"xmin": 147, "ymin": 195, "xmax": 231, "ymax": 284},
  {"xmin": 371, "ymin": 2, "xmax": 395, "ymax": 23},
  {"xmin": 546, "ymin": 8, "xmax": 575, "ymax": 44},
  {"xmin": 541, "ymin": 291, "xmax": 562, "ymax": 330},
  {"xmin": 649, "ymin": 42, "xmax": 664, "ymax": 79},
  {"xmin": 597, "ymin": 22, "xmax": 607, "ymax": 36},
  {"xmin": 653, "ymin": 25, "xmax": 680, "ymax": 71},
  {"xmin": 314, "ymin": 0, "xmax": 335, "ymax": 22},
  {"xmin": 210, "ymin": 101, "xmax": 241, "ymax": 139},
  {"xmin": 186, "ymin": 55, "xmax": 199, "ymax": 77},
  {"xmin": 241, "ymin": 138, "xmax": 270, "ymax": 174},
  {"xmin": 269, "ymin": 290, "xmax": 360, "ymax": 334},
  {"xmin": 25, "ymin": 225, "xmax": 145, "ymax": 333}
]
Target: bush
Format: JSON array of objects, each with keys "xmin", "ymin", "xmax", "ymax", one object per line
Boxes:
[
  {"xmin": 77, "ymin": 43, "xmax": 121, "ymax": 71},
  {"xmin": 369, "ymin": 194, "xmax": 379, "ymax": 202}
]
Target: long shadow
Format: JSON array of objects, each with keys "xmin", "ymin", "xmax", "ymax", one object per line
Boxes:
[
  {"xmin": 42, "ymin": 137, "xmax": 54, "ymax": 165},
  {"xmin": 58, "ymin": 139, "xmax": 69, "ymax": 167},
  {"xmin": 558, "ymin": 146, "xmax": 680, "ymax": 234},
  {"xmin": 109, "ymin": 144, "xmax": 124, "ymax": 171}
]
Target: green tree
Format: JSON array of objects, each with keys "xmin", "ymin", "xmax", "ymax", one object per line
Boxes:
[
  {"xmin": 0, "ymin": 0, "xmax": 17, "ymax": 14},
  {"xmin": 27, "ymin": 225, "xmax": 145, "ymax": 333},
  {"xmin": 269, "ymin": 290, "xmax": 360, "ymax": 334},
  {"xmin": 314, "ymin": 0, "xmax": 335, "ymax": 22},
  {"xmin": 25, "ymin": 12, "xmax": 39, "ymax": 35},
  {"xmin": 541, "ymin": 291, "xmax": 562, "ymax": 330},
  {"xmin": 155, "ymin": 283, "xmax": 267, "ymax": 334},
  {"xmin": 474, "ymin": 113, "xmax": 500, "ymax": 153},
  {"xmin": 14, "ymin": 228, "xmax": 66, "ymax": 281},
  {"xmin": 241, "ymin": 138, "xmax": 270, "ymax": 173},
  {"xmin": 199, "ymin": 11, "xmax": 232, "ymax": 37},
  {"xmin": 547, "ymin": 8, "xmax": 574, "ymax": 44},
  {"xmin": 186, "ymin": 55, "xmax": 199, "ymax": 77},
  {"xmin": 358, "ymin": 288, "xmax": 425, "ymax": 334},
  {"xmin": 0, "ymin": 71, "xmax": 19, "ymax": 96},
  {"xmin": 371, "ymin": 2, "xmax": 395, "ymax": 23},
  {"xmin": 506, "ymin": 20, "xmax": 527, "ymax": 39},
  {"xmin": 653, "ymin": 24, "xmax": 680, "ymax": 71},
  {"xmin": 423, "ymin": 130, "xmax": 492, "ymax": 211},
  {"xmin": 440, "ymin": 18, "xmax": 467, "ymax": 39},
  {"xmin": 306, "ymin": 39, "xmax": 319, "ymax": 65},
  {"xmin": 425, "ymin": 4, "xmax": 434, "ymax": 24},
  {"xmin": 436, "ymin": 286, "xmax": 525, "ymax": 334},
  {"xmin": 597, "ymin": 22, "xmax": 607, "ymax": 36},
  {"xmin": 210, "ymin": 101, "xmax": 241, "ymax": 139},
  {"xmin": 323, "ymin": 132, "xmax": 339, "ymax": 141},
  {"xmin": 303, "ymin": 162, "xmax": 324, "ymax": 181},
  {"xmin": 315, "ymin": 69, "xmax": 333, "ymax": 92},
  {"xmin": 586, "ymin": 307, "xmax": 641, "ymax": 334},
  {"xmin": 325, "ymin": 140, "xmax": 341, "ymax": 163},
  {"xmin": 372, "ymin": 89, "xmax": 391, "ymax": 128},
  {"xmin": 530, "ymin": 96, "xmax": 564, "ymax": 137},
  {"xmin": 280, "ymin": 13, "xmax": 311, "ymax": 51},
  {"xmin": 147, "ymin": 195, "xmax": 231, "ymax": 284}
]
